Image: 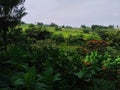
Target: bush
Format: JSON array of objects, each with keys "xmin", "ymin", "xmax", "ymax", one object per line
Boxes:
[
  {"xmin": 68, "ymin": 35, "xmax": 86, "ymax": 45},
  {"xmin": 55, "ymin": 26, "xmax": 62, "ymax": 31},
  {"xmin": 37, "ymin": 30, "xmax": 52, "ymax": 40},
  {"xmin": 52, "ymin": 34, "xmax": 65, "ymax": 43},
  {"xmin": 86, "ymin": 40, "xmax": 109, "ymax": 53},
  {"xmin": 76, "ymin": 46, "xmax": 90, "ymax": 56},
  {"xmin": 88, "ymin": 33, "xmax": 101, "ymax": 40},
  {"xmin": 82, "ymin": 28, "xmax": 91, "ymax": 33},
  {"xmin": 98, "ymin": 30, "xmax": 120, "ymax": 47},
  {"xmin": 105, "ymin": 46, "xmax": 120, "ymax": 58},
  {"xmin": 7, "ymin": 28, "xmax": 26, "ymax": 45},
  {"xmin": 25, "ymin": 28, "xmax": 52, "ymax": 40}
]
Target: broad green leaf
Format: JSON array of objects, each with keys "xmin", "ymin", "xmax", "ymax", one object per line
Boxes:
[{"xmin": 24, "ymin": 67, "xmax": 36, "ymax": 84}]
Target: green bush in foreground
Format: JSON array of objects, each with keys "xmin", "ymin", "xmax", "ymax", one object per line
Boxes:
[{"xmin": 0, "ymin": 42, "xmax": 119, "ymax": 90}]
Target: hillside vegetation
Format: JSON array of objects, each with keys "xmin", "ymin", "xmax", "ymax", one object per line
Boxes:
[{"xmin": 0, "ymin": 23, "xmax": 120, "ymax": 90}]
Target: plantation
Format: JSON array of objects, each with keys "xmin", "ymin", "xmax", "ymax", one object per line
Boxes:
[{"xmin": 0, "ymin": 0, "xmax": 120, "ymax": 90}]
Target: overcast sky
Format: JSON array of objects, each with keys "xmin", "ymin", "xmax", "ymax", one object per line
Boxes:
[{"xmin": 22, "ymin": 0, "xmax": 120, "ymax": 27}]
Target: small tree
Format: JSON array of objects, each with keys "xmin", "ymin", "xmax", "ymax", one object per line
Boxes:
[{"xmin": 0, "ymin": 0, "xmax": 27, "ymax": 51}]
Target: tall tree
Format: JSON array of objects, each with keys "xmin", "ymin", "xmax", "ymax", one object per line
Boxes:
[{"xmin": 0, "ymin": 0, "xmax": 27, "ymax": 51}]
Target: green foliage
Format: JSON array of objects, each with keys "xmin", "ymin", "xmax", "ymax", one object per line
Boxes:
[
  {"xmin": 82, "ymin": 27, "xmax": 91, "ymax": 33},
  {"xmin": 105, "ymin": 46, "xmax": 120, "ymax": 58},
  {"xmin": 0, "ymin": 0, "xmax": 26, "ymax": 23},
  {"xmin": 81, "ymin": 25, "xmax": 87, "ymax": 28},
  {"xmin": 52, "ymin": 34, "xmax": 65, "ymax": 43},
  {"xmin": 55, "ymin": 27, "xmax": 62, "ymax": 31},
  {"xmin": 7, "ymin": 28, "xmax": 27, "ymax": 45},
  {"xmin": 0, "ymin": 0, "xmax": 27, "ymax": 51},
  {"xmin": 86, "ymin": 40, "xmax": 109, "ymax": 53},
  {"xmin": 50, "ymin": 23, "xmax": 58, "ymax": 27},
  {"xmin": 68, "ymin": 34, "xmax": 86, "ymax": 45},
  {"xmin": 88, "ymin": 32, "xmax": 101, "ymax": 40},
  {"xmin": 103, "ymin": 55, "xmax": 120, "ymax": 68},
  {"xmin": 25, "ymin": 27, "xmax": 52, "ymax": 40},
  {"xmin": 93, "ymin": 79, "xmax": 115, "ymax": 90},
  {"xmin": 98, "ymin": 30, "xmax": 120, "ymax": 47},
  {"xmin": 91, "ymin": 25, "xmax": 112, "ymax": 31},
  {"xmin": 0, "ymin": 23, "xmax": 120, "ymax": 90}
]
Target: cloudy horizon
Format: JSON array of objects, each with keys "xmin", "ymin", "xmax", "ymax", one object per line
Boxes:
[{"xmin": 22, "ymin": 0, "xmax": 120, "ymax": 27}]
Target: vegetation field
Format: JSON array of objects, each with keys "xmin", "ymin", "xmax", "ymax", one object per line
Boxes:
[{"xmin": 0, "ymin": 22, "xmax": 120, "ymax": 90}]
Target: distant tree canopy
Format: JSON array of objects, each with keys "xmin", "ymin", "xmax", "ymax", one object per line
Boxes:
[
  {"xmin": 37, "ymin": 22, "xmax": 44, "ymax": 26},
  {"xmin": 81, "ymin": 25, "xmax": 87, "ymax": 28},
  {"xmin": 0, "ymin": 0, "xmax": 27, "ymax": 50},
  {"xmin": 50, "ymin": 22, "xmax": 58, "ymax": 27},
  {"xmin": 91, "ymin": 25, "xmax": 114, "ymax": 30}
]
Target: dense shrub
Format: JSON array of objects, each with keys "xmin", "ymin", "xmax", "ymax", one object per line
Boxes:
[
  {"xmin": 37, "ymin": 30, "xmax": 52, "ymax": 40},
  {"xmin": 52, "ymin": 34, "xmax": 65, "ymax": 43},
  {"xmin": 105, "ymin": 46, "xmax": 120, "ymax": 58},
  {"xmin": 88, "ymin": 33, "xmax": 101, "ymax": 40},
  {"xmin": 98, "ymin": 30, "xmax": 120, "ymax": 47},
  {"xmin": 76, "ymin": 46, "xmax": 90, "ymax": 56},
  {"xmin": 55, "ymin": 26, "xmax": 62, "ymax": 31},
  {"xmin": 86, "ymin": 40, "xmax": 109, "ymax": 53},
  {"xmin": 25, "ymin": 28, "xmax": 52, "ymax": 40},
  {"xmin": 68, "ymin": 35, "xmax": 86, "ymax": 45},
  {"xmin": 7, "ymin": 28, "xmax": 27, "ymax": 45},
  {"xmin": 82, "ymin": 28, "xmax": 91, "ymax": 33}
]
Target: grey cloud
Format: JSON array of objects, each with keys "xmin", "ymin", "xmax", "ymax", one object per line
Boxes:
[{"xmin": 22, "ymin": 0, "xmax": 120, "ymax": 27}]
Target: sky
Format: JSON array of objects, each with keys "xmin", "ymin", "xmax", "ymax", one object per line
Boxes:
[{"xmin": 22, "ymin": 0, "xmax": 120, "ymax": 27}]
